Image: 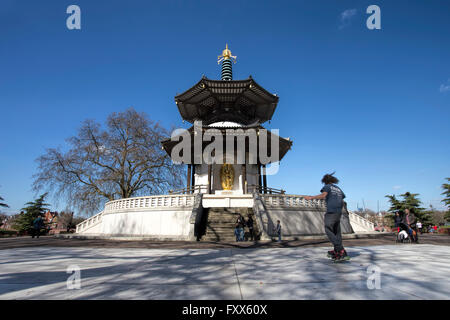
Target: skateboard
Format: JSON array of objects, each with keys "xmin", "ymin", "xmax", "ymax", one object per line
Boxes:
[{"xmin": 327, "ymin": 252, "xmax": 351, "ymax": 263}]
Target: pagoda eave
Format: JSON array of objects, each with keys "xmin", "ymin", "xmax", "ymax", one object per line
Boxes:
[
  {"xmin": 175, "ymin": 77, "xmax": 279, "ymax": 125},
  {"xmin": 161, "ymin": 125, "xmax": 292, "ymax": 164}
]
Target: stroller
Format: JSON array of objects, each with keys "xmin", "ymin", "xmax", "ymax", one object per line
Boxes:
[
  {"xmin": 396, "ymin": 227, "xmax": 412, "ymax": 243},
  {"xmin": 395, "ymin": 223, "xmax": 418, "ymax": 243}
]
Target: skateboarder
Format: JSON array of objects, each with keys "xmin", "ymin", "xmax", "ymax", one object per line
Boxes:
[{"xmin": 304, "ymin": 173, "xmax": 349, "ymax": 261}]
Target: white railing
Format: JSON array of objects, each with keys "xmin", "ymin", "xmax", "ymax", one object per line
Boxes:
[
  {"xmin": 261, "ymin": 194, "xmax": 375, "ymax": 231},
  {"xmin": 76, "ymin": 210, "xmax": 104, "ymax": 233},
  {"xmin": 261, "ymin": 194, "xmax": 326, "ymax": 208},
  {"xmin": 348, "ymin": 211, "xmax": 375, "ymax": 231},
  {"xmin": 104, "ymin": 194, "xmax": 195, "ymax": 213},
  {"xmin": 76, "ymin": 194, "xmax": 196, "ymax": 233}
]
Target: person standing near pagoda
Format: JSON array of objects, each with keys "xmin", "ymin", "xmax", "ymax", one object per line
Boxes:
[
  {"xmin": 247, "ymin": 215, "xmax": 255, "ymax": 241},
  {"xmin": 235, "ymin": 214, "xmax": 245, "ymax": 242},
  {"xmin": 304, "ymin": 173, "xmax": 349, "ymax": 261}
]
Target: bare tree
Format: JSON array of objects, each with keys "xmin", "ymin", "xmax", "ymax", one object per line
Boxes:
[{"xmin": 33, "ymin": 108, "xmax": 184, "ymax": 215}]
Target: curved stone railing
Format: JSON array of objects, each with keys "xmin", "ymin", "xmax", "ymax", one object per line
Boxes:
[
  {"xmin": 260, "ymin": 194, "xmax": 375, "ymax": 231},
  {"xmin": 104, "ymin": 194, "xmax": 195, "ymax": 213},
  {"xmin": 261, "ymin": 194, "xmax": 326, "ymax": 208},
  {"xmin": 76, "ymin": 194, "xmax": 196, "ymax": 233},
  {"xmin": 347, "ymin": 211, "xmax": 375, "ymax": 231},
  {"xmin": 76, "ymin": 210, "xmax": 104, "ymax": 233}
]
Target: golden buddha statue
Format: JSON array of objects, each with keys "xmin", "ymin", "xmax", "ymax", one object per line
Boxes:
[{"xmin": 220, "ymin": 163, "xmax": 234, "ymax": 190}]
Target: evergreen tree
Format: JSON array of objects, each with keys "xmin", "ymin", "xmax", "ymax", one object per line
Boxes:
[
  {"xmin": 385, "ymin": 192, "xmax": 432, "ymax": 227},
  {"xmin": 400, "ymin": 192, "xmax": 432, "ymax": 227},
  {"xmin": 445, "ymin": 211, "xmax": 450, "ymax": 223},
  {"xmin": 441, "ymin": 178, "xmax": 450, "ymax": 222},
  {"xmin": 385, "ymin": 194, "xmax": 403, "ymax": 212},
  {"xmin": 384, "ymin": 194, "xmax": 402, "ymax": 227},
  {"xmin": 0, "ymin": 196, "xmax": 9, "ymax": 209},
  {"xmin": 13, "ymin": 194, "xmax": 49, "ymax": 233},
  {"xmin": 400, "ymin": 192, "xmax": 424, "ymax": 212}
]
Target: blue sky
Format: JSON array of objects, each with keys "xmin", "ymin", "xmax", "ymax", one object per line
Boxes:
[{"xmin": 0, "ymin": 0, "xmax": 449, "ymax": 214}]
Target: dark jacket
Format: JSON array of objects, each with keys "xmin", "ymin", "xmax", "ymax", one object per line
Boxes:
[
  {"xmin": 274, "ymin": 223, "xmax": 281, "ymax": 234},
  {"xmin": 406, "ymin": 213, "xmax": 416, "ymax": 226},
  {"xmin": 236, "ymin": 216, "xmax": 244, "ymax": 228},
  {"xmin": 33, "ymin": 217, "xmax": 44, "ymax": 229},
  {"xmin": 394, "ymin": 214, "xmax": 402, "ymax": 227}
]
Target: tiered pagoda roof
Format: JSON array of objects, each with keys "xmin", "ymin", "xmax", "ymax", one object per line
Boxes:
[
  {"xmin": 175, "ymin": 76, "xmax": 279, "ymax": 125},
  {"xmin": 162, "ymin": 45, "xmax": 293, "ymax": 164},
  {"xmin": 161, "ymin": 125, "xmax": 292, "ymax": 163}
]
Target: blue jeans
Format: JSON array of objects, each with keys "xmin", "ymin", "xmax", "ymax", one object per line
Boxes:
[
  {"xmin": 235, "ymin": 228, "xmax": 240, "ymax": 241},
  {"xmin": 239, "ymin": 228, "xmax": 244, "ymax": 241}
]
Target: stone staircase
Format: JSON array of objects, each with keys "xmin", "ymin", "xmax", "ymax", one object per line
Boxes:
[{"xmin": 202, "ymin": 207, "xmax": 257, "ymax": 242}]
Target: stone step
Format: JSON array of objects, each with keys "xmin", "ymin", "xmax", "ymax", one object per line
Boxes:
[
  {"xmin": 202, "ymin": 237, "xmax": 236, "ymax": 242},
  {"xmin": 201, "ymin": 207, "xmax": 257, "ymax": 242},
  {"xmin": 207, "ymin": 225, "xmax": 238, "ymax": 230},
  {"xmin": 207, "ymin": 218, "xmax": 240, "ymax": 223},
  {"xmin": 207, "ymin": 215, "xmax": 240, "ymax": 220},
  {"xmin": 207, "ymin": 213, "xmax": 241, "ymax": 217},
  {"xmin": 208, "ymin": 218, "xmax": 239, "ymax": 223},
  {"xmin": 208, "ymin": 208, "xmax": 250, "ymax": 214}
]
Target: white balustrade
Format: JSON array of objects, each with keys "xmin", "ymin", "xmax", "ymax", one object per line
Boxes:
[
  {"xmin": 262, "ymin": 194, "xmax": 326, "ymax": 208},
  {"xmin": 76, "ymin": 194, "xmax": 195, "ymax": 233},
  {"xmin": 104, "ymin": 194, "xmax": 194, "ymax": 213},
  {"xmin": 260, "ymin": 194, "xmax": 375, "ymax": 231}
]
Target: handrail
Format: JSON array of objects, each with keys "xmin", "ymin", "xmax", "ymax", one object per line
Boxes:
[
  {"xmin": 259, "ymin": 194, "xmax": 375, "ymax": 230},
  {"xmin": 104, "ymin": 194, "xmax": 195, "ymax": 213},
  {"xmin": 169, "ymin": 185, "xmax": 208, "ymax": 194},
  {"xmin": 248, "ymin": 185, "xmax": 286, "ymax": 195},
  {"xmin": 76, "ymin": 210, "xmax": 103, "ymax": 233},
  {"xmin": 348, "ymin": 211, "xmax": 375, "ymax": 229},
  {"xmin": 76, "ymin": 194, "xmax": 196, "ymax": 233},
  {"xmin": 260, "ymin": 194, "xmax": 326, "ymax": 208}
]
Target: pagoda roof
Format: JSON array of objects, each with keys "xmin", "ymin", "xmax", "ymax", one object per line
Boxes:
[
  {"xmin": 175, "ymin": 77, "xmax": 279, "ymax": 125},
  {"xmin": 161, "ymin": 125, "xmax": 292, "ymax": 164}
]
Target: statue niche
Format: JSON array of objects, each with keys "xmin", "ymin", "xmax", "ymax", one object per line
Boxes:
[{"xmin": 220, "ymin": 163, "xmax": 234, "ymax": 190}]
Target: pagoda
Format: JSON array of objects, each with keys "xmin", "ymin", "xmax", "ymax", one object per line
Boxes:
[
  {"xmin": 75, "ymin": 46, "xmax": 373, "ymax": 241},
  {"xmin": 162, "ymin": 45, "xmax": 292, "ymax": 197}
]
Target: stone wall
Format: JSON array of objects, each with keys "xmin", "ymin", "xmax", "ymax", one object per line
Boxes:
[{"xmin": 253, "ymin": 194, "xmax": 355, "ymax": 239}]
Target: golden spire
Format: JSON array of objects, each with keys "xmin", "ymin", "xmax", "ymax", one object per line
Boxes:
[{"xmin": 217, "ymin": 44, "xmax": 237, "ymax": 64}]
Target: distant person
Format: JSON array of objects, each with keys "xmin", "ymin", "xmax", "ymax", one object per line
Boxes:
[
  {"xmin": 247, "ymin": 215, "xmax": 255, "ymax": 241},
  {"xmin": 235, "ymin": 215, "xmax": 245, "ymax": 242},
  {"xmin": 416, "ymin": 221, "xmax": 422, "ymax": 234},
  {"xmin": 394, "ymin": 211, "xmax": 402, "ymax": 230},
  {"xmin": 239, "ymin": 215, "xmax": 245, "ymax": 241},
  {"xmin": 32, "ymin": 216, "xmax": 44, "ymax": 238},
  {"xmin": 405, "ymin": 208, "xmax": 418, "ymax": 243},
  {"xmin": 304, "ymin": 172, "xmax": 349, "ymax": 261},
  {"xmin": 234, "ymin": 222, "xmax": 240, "ymax": 242},
  {"xmin": 398, "ymin": 210, "xmax": 413, "ymax": 236},
  {"xmin": 273, "ymin": 220, "xmax": 282, "ymax": 242}
]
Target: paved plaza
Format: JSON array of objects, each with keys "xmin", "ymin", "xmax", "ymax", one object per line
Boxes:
[{"xmin": 0, "ymin": 235, "xmax": 449, "ymax": 300}]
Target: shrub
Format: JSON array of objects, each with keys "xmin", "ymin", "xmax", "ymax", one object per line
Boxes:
[
  {"xmin": 0, "ymin": 230, "xmax": 18, "ymax": 237},
  {"xmin": 438, "ymin": 226, "xmax": 450, "ymax": 235}
]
